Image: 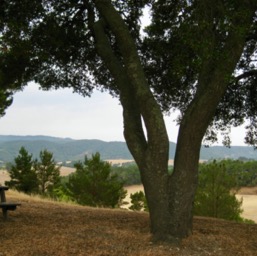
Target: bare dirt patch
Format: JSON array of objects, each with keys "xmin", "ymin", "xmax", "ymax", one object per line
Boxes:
[
  {"xmin": 1, "ymin": 190, "xmax": 257, "ymax": 256},
  {"xmin": 238, "ymin": 186, "xmax": 257, "ymax": 195}
]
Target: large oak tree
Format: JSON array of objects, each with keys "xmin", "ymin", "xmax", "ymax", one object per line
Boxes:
[{"xmin": 1, "ymin": 0, "xmax": 257, "ymax": 242}]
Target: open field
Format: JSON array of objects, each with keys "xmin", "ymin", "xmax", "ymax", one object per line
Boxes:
[
  {"xmin": 1, "ymin": 190, "xmax": 257, "ymax": 256},
  {"xmin": 0, "ymin": 167, "xmax": 77, "ymax": 183}
]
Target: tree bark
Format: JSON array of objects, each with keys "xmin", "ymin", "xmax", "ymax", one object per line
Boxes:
[{"xmin": 93, "ymin": 0, "xmax": 257, "ymax": 242}]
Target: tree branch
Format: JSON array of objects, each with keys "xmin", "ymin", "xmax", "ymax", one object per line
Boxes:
[
  {"xmin": 94, "ymin": 0, "xmax": 169, "ymax": 152},
  {"xmin": 234, "ymin": 69, "xmax": 257, "ymax": 82},
  {"xmin": 93, "ymin": 18, "xmax": 148, "ymax": 164}
]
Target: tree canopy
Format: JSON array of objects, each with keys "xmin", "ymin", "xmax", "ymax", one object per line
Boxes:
[
  {"xmin": 1, "ymin": 1, "xmax": 257, "ymax": 145},
  {"xmin": 143, "ymin": 1, "xmax": 257, "ymax": 145},
  {"xmin": 34, "ymin": 149, "xmax": 61, "ymax": 195}
]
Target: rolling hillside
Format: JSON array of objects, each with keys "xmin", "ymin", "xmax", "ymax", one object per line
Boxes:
[
  {"xmin": 1, "ymin": 190, "xmax": 257, "ymax": 256},
  {"xmin": 0, "ymin": 135, "xmax": 256, "ymax": 164}
]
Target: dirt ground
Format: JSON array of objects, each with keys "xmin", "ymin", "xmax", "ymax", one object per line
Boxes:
[{"xmin": 0, "ymin": 190, "xmax": 257, "ymax": 256}]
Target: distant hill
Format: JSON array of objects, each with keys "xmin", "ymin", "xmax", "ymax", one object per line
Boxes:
[
  {"xmin": 0, "ymin": 135, "xmax": 133, "ymax": 163},
  {"xmin": 0, "ymin": 135, "xmax": 256, "ymax": 164},
  {"xmin": 200, "ymin": 145, "xmax": 257, "ymax": 160}
]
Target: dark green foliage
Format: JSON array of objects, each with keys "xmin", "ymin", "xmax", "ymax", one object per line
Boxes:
[
  {"xmin": 6, "ymin": 147, "xmax": 61, "ymax": 196},
  {"xmin": 34, "ymin": 149, "xmax": 61, "ymax": 195},
  {"xmin": 49, "ymin": 175, "xmax": 73, "ymax": 202},
  {"xmin": 0, "ymin": 136, "xmax": 134, "ymax": 163},
  {"xmin": 0, "ymin": 89, "xmax": 13, "ymax": 117},
  {"xmin": 129, "ymin": 191, "xmax": 148, "ymax": 212},
  {"xmin": 2, "ymin": 1, "xmax": 255, "ymax": 145},
  {"xmin": 51, "ymin": 177, "xmax": 72, "ymax": 202},
  {"xmin": 67, "ymin": 152, "xmax": 127, "ymax": 208},
  {"xmin": 221, "ymin": 159, "xmax": 257, "ymax": 187},
  {"xmin": 194, "ymin": 161, "xmax": 243, "ymax": 222},
  {"xmin": 5, "ymin": 147, "xmax": 38, "ymax": 194},
  {"xmin": 144, "ymin": 0, "xmax": 257, "ymax": 146},
  {"xmin": 111, "ymin": 164, "xmax": 141, "ymax": 185}
]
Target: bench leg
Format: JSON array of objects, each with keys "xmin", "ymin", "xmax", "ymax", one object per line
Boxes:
[{"xmin": 2, "ymin": 208, "xmax": 7, "ymax": 220}]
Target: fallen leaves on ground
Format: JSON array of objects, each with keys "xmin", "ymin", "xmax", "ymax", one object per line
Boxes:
[{"xmin": 0, "ymin": 190, "xmax": 257, "ymax": 256}]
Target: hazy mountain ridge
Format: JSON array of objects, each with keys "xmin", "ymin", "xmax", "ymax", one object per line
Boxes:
[
  {"xmin": 0, "ymin": 135, "xmax": 73, "ymax": 143},
  {"xmin": 0, "ymin": 135, "xmax": 256, "ymax": 164},
  {"xmin": 0, "ymin": 135, "xmax": 133, "ymax": 163}
]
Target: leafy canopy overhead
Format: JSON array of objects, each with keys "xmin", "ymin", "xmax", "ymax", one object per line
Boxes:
[
  {"xmin": 0, "ymin": 0, "xmax": 257, "ymax": 145},
  {"xmin": 143, "ymin": 0, "xmax": 257, "ymax": 145},
  {"xmin": 0, "ymin": 0, "xmax": 146, "ymax": 95}
]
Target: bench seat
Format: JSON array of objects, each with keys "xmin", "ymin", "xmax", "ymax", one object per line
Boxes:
[{"xmin": 0, "ymin": 202, "xmax": 21, "ymax": 220}]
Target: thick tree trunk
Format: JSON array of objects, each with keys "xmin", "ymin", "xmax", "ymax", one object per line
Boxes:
[
  {"xmin": 93, "ymin": 0, "xmax": 256, "ymax": 243},
  {"xmin": 167, "ymin": 122, "xmax": 204, "ymax": 239},
  {"xmin": 133, "ymin": 138, "xmax": 170, "ymax": 238}
]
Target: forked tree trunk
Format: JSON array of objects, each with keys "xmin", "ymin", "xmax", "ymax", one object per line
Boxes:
[
  {"xmin": 93, "ymin": 0, "xmax": 256, "ymax": 243},
  {"xmin": 136, "ymin": 120, "xmax": 203, "ymax": 241}
]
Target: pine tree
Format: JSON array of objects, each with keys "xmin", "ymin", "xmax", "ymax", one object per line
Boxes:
[
  {"xmin": 194, "ymin": 160, "xmax": 243, "ymax": 221},
  {"xmin": 67, "ymin": 152, "xmax": 126, "ymax": 208},
  {"xmin": 34, "ymin": 149, "xmax": 60, "ymax": 195},
  {"xmin": 129, "ymin": 191, "xmax": 148, "ymax": 212},
  {"xmin": 6, "ymin": 147, "xmax": 38, "ymax": 194}
]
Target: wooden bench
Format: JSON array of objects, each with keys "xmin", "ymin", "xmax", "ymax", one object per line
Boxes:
[
  {"xmin": 0, "ymin": 186, "xmax": 21, "ymax": 220},
  {"xmin": 0, "ymin": 202, "xmax": 21, "ymax": 220}
]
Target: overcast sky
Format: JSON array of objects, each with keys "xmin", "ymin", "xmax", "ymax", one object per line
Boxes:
[{"xmin": 0, "ymin": 82, "xmax": 247, "ymax": 146}]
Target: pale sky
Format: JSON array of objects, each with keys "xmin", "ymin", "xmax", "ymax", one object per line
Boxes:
[{"xmin": 0, "ymin": 83, "xmax": 247, "ymax": 146}]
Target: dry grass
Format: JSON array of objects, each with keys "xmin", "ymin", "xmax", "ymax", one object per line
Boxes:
[{"xmin": 1, "ymin": 190, "xmax": 257, "ymax": 256}]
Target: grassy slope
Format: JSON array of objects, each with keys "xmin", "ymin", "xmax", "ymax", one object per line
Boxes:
[{"xmin": 1, "ymin": 190, "xmax": 257, "ymax": 256}]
